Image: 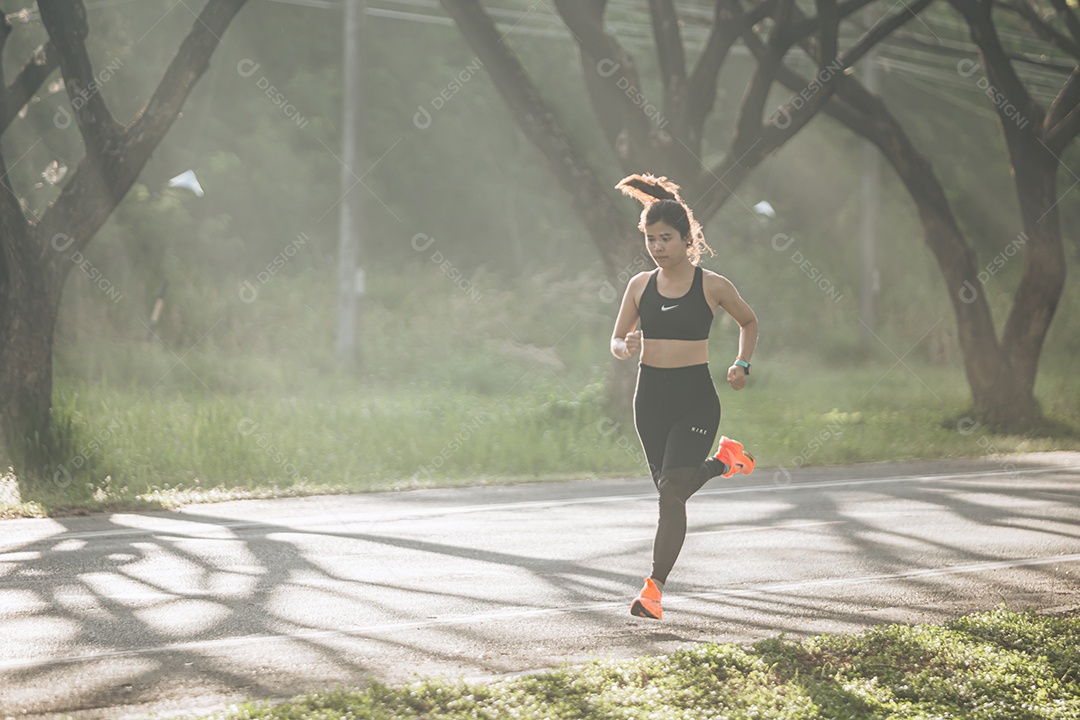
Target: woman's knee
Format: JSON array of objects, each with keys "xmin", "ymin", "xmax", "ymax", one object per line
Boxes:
[
  {"xmin": 657, "ymin": 468, "xmax": 694, "ymax": 497},
  {"xmin": 657, "ymin": 476, "xmax": 691, "ymax": 514}
]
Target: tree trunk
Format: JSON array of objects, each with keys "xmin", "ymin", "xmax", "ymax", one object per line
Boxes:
[
  {"xmin": 945, "ymin": 0, "xmax": 1067, "ymax": 429},
  {"xmin": 0, "ymin": 0, "xmax": 249, "ymax": 481},
  {"xmin": 809, "ymin": 79, "xmax": 1055, "ymax": 431},
  {"xmin": 0, "ymin": 248, "xmax": 62, "ymax": 475},
  {"xmin": 973, "ymin": 138, "xmax": 1065, "ymax": 428}
]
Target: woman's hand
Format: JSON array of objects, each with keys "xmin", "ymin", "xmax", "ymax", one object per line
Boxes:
[
  {"xmin": 727, "ymin": 363, "xmax": 747, "ymax": 391},
  {"xmin": 611, "ymin": 274, "xmax": 646, "ymax": 360}
]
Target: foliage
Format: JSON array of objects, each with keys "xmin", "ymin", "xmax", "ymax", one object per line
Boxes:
[{"xmin": 207, "ymin": 608, "xmax": 1080, "ymax": 719}]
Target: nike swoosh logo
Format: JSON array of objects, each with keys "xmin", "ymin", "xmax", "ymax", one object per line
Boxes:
[{"xmin": 661, "ymin": 304, "xmax": 679, "ymax": 311}]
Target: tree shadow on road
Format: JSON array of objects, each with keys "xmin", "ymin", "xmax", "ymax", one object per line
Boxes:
[
  {"xmin": 676, "ymin": 456, "xmax": 1080, "ymax": 639},
  {"xmin": 1, "ymin": 456, "xmax": 1078, "ymax": 716},
  {"xmin": 0, "ymin": 486, "xmax": 665, "ymax": 715}
]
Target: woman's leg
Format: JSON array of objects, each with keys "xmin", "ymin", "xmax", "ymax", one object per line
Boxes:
[
  {"xmin": 633, "ymin": 366, "xmax": 677, "ymax": 488},
  {"xmin": 649, "ymin": 398, "xmax": 721, "ymax": 584},
  {"xmin": 631, "ymin": 365, "xmax": 724, "ymax": 618}
]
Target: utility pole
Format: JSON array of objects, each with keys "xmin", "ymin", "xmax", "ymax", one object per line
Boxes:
[
  {"xmin": 337, "ymin": 0, "xmax": 365, "ymax": 363},
  {"xmin": 858, "ymin": 18, "xmax": 881, "ymax": 346}
]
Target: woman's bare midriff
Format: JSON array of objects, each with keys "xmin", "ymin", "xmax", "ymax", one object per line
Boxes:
[{"xmin": 640, "ymin": 338, "xmax": 709, "ymax": 368}]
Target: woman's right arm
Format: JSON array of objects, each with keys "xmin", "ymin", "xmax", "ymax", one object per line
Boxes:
[{"xmin": 611, "ymin": 274, "xmax": 643, "ymax": 360}]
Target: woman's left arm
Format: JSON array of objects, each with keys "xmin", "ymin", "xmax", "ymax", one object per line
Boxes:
[{"xmin": 708, "ymin": 273, "xmax": 758, "ymax": 391}]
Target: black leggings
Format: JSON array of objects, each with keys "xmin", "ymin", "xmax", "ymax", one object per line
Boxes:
[{"xmin": 634, "ymin": 363, "xmax": 725, "ymax": 585}]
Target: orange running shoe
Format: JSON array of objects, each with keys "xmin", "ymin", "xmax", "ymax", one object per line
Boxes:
[
  {"xmin": 630, "ymin": 577, "xmax": 663, "ymax": 620},
  {"xmin": 714, "ymin": 436, "xmax": 756, "ymax": 478}
]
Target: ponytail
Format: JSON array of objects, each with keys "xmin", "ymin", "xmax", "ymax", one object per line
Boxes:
[{"xmin": 615, "ymin": 173, "xmax": 680, "ymax": 205}]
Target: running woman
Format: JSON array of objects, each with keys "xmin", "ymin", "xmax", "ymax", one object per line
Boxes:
[{"xmin": 610, "ymin": 173, "xmax": 758, "ymax": 620}]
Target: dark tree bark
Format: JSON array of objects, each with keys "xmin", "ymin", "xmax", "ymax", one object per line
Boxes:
[{"xmin": 0, "ymin": 0, "xmax": 249, "ymax": 479}]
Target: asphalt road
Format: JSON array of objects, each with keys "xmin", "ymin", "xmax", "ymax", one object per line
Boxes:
[{"xmin": 2, "ymin": 453, "xmax": 1079, "ymax": 719}]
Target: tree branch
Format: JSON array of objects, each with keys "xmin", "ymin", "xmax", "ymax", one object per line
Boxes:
[
  {"xmin": 35, "ymin": 0, "xmax": 250, "ymax": 269},
  {"xmin": 765, "ymin": 0, "xmax": 931, "ymax": 140},
  {"xmin": 553, "ymin": 0, "xmax": 652, "ymax": 161},
  {"xmin": 786, "ymin": 0, "xmax": 877, "ymax": 41},
  {"xmin": 1045, "ymin": 67, "xmax": 1080, "ymax": 149},
  {"xmin": 126, "ymin": 0, "xmax": 246, "ymax": 152},
  {"xmin": 38, "ymin": 0, "xmax": 123, "ymax": 158},
  {"xmin": 815, "ymin": 0, "xmax": 839, "ymax": 67},
  {"xmin": 440, "ymin": 0, "xmax": 638, "ymax": 280},
  {"xmin": 686, "ymin": 0, "xmax": 742, "ymax": 133},
  {"xmin": 0, "ymin": 42, "xmax": 59, "ymax": 135},
  {"xmin": 845, "ymin": 0, "xmax": 934, "ymax": 66},
  {"xmin": 950, "ymin": 0, "xmax": 1043, "ymax": 142},
  {"xmin": 890, "ymin": 24, "xmax": 1076, "ymax": 72},
  {"xmin": 1001, "ymin": 0, "xmax": 1080, "ymax": 59},
  {"xmin": 647, "ymin": 0, "xmax": 687, "ymax": 127},
  {"xmin": 732, "ymin": 0, "xmax": 798, "ymax": 156},
  {"xmin": 0, "ymin": 18, "xmax": 37, "ymax": 259},
  {"xmin": 1047, "ymin": 0, "xmax": 1080, "ymax": 50},
  {"xmin": 697, "ymin": 0, "xmax": 931, "ymax": 217},
  {"xmin": 730, "ymin": 0, "xmax": 900, "ymax": 156}
]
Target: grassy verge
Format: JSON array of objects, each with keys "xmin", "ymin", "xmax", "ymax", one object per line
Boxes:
[
  {"xmin": 4, "ymin": 350, "xmax": 1079, "ymax": 517},
  {"xmin": 0, "ymin": 261, "xmax": 1067, "ymax": 516},
  {"xmin": 206, "ymin": 608, "xmax": 1079, "ymax": 720}
]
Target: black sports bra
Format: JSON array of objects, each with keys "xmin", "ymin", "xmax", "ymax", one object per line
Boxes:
[{"xmin": 637, "ymin": 266, "xmax": 714, "ymax": 341}]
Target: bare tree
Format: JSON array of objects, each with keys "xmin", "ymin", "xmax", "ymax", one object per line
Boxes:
[
  {"xmin": 0, "ymin": 0, "xmax": 249, "ymax": 479},
  {"xmin": 731, "ymin": 0, "xmax": 1078, "ymax": 428}
]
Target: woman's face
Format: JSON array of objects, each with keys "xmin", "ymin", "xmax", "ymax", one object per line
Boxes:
[{"xmin": 644, "ymin": 221, "xmax": 688, "ymax": 268}]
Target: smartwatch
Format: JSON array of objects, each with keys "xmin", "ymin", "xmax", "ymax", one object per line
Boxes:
[{"xmin": 734, "ymin": 358, "xmax": 751, "ymax": 375}]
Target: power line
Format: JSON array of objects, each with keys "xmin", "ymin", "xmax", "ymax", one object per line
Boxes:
[{"xmin": 9, "ymin": 0, "xmax": 1073, "ymax": 101}]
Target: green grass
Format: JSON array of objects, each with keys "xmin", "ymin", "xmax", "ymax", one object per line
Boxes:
[
  {"xmin": 203, "ymin": 608, "xmax": 1080, "ymax": 720},
  {"xmin": 3, "ymin": 266, "xmax": 1075, "ymax": 517},
  {"xmin": 5, "ymin": 349, "xmax": 1077, "ymax": 518},
  {"xmin": 3, "ymin": 379, "xmax": 634, "ymax": 516}
]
